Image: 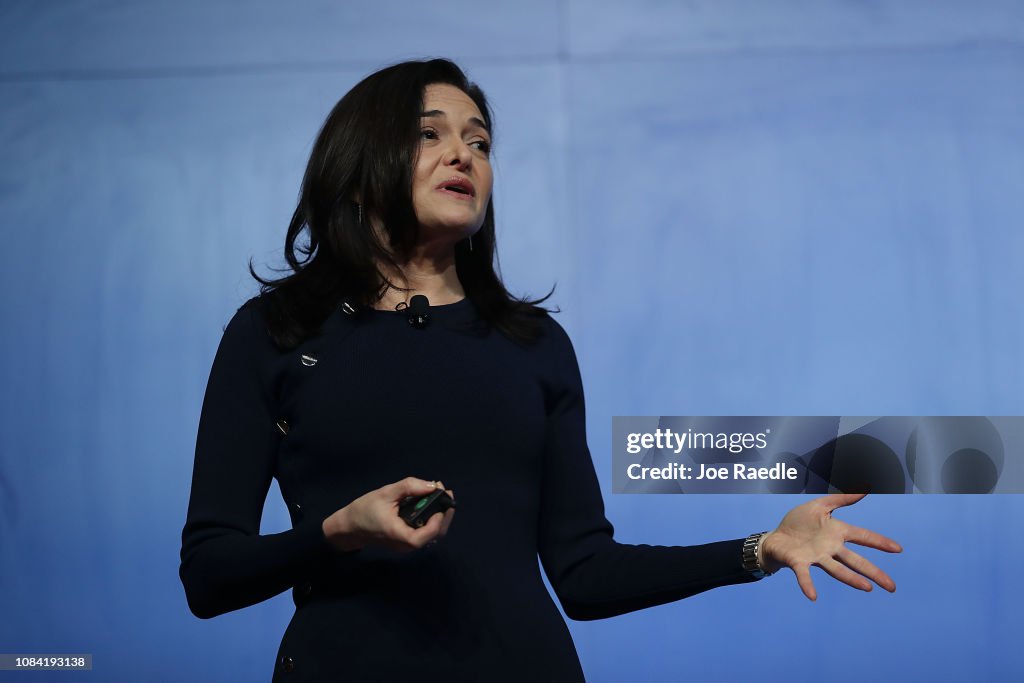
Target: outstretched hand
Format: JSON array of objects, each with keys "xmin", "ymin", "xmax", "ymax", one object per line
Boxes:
[{"xmin": 760, "ymin": 493, "xmax": 902, "ymax": 601}]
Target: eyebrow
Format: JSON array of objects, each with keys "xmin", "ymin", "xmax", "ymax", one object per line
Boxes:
[{"xmin": 421, "ymin": 109, "xmax": 490, "ymax": 135}]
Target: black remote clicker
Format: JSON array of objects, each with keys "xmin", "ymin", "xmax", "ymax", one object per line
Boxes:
[{"xmin": 398, "ymin": 489, "xmax": 456, "ymax": 529}]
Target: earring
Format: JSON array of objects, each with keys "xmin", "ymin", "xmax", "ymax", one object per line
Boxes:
[
  {"xmin": 468, "ymin": 235, "xmax": 473, "ymax": 252},
  {"xmin": 358, "ymin": 203, "xmax": 363, "ymax": 226}
]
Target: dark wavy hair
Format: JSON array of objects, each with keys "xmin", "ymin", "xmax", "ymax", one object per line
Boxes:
[{"xmin": 249, "ymin": 57, "xmax": 553, "ymax": 350}]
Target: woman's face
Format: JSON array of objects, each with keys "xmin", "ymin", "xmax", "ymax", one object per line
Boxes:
[{"xmin": 411, "ymin": 83, "xmax": 493, "ymax": 244}]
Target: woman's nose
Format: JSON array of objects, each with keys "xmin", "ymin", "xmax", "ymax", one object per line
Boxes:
[{"xmin": 444, "ymin": 140, "xmax": 471, "ymax": 169}]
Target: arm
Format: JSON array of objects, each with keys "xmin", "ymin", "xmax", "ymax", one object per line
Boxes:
[
  {"xmin": 178, "ymin": 300, "xmax": 333, "ymax": 619},
  {"xmin": 536, "ymin": 319, "xmax": 759, "ymax": 621}
]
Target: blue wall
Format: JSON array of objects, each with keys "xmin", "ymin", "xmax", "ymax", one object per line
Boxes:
[{"xmin": 1, "ymin": 2, "xmax": 1022, "ymax": 680}]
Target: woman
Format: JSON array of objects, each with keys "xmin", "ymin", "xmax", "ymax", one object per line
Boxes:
[{"xmin": 179, "ymin": 58, "xmax": 901, "ymax": 681}]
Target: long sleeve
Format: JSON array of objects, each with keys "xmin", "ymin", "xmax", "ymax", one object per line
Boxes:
[
  {"xmin": 179, "ymin": 300, "xmax": 333, "ymax": 619},
  {"xmin": 536, "ymin": 319, "xmax": 759, "ymax": 621}
]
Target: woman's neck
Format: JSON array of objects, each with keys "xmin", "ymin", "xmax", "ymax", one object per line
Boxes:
[{"xmin": 372, "ymin": 252, "xmax": 465, "ymax": 311}]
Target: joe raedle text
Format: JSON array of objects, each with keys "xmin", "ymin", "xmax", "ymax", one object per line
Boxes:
[{"xmin": 626, "ymin": 461, "xmax": 798, "ymax": 481}]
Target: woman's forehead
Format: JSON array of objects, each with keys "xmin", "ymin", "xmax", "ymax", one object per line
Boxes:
[{"xmin": 422, "ymin": 83, "xmax": 484, "ymax": 122}]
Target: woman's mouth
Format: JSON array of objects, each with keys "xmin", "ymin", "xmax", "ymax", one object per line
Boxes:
[
  {"xmin": 436, "ymin": 176, "xmax": 476, "ymax": 199},
  {"xmin": 436, "ymin": 186, "xmax": 474, "ymax": 201}
]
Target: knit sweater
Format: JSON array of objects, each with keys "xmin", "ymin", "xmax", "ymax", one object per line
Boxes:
[{"xmin": 179, "ymin": 295, "xmax": 757, "ymax": 681}]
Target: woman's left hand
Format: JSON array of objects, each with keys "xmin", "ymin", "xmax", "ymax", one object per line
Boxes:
[{"xmin": 760, "ymin": 493, "xmax": 902, "ymax": 601}]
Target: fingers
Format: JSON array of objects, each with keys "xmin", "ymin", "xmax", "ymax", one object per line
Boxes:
[
  {"xmin": 439, "ymin": 508, "xmax": 455, "ymax": 537},
  {"xmin": 837, "ymin": 548, "xmax": 896, "ymax": 592},
  {"xmin": 440, "ymin": 483, "xmax": 454, "ymax": 535},
  {"xmin": 835, "ymin": 520, "xmax": 903, "ymax": 553},
  {"xmin": 789, "ymin": 552, "xmax": 896, "ymax": 601},
  {"xmin": 430, "ymin": 481, "xmax": 454, "ymax": 540},
  {"xmin": 385, "ymin": 476, "xmax": 444, "ymax": 499},
  {"xmin": 397, "ymin": 479, "xmax": 454, "ymax": 550},
  {"xmin": 820, "ymin": 558, "xmax": 872, "ymax": 592},
  {"xmin": 391, "ymin": 509, "xmax": 445, "ymax": 550},
  {"xmin": 793, "ymin": 564, "xmax": 817, "ymax": 602}
]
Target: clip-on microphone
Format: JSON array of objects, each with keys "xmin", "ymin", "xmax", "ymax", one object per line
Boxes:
[{"xmin": 407, "ymin": 295, "xmax": 430, "ymax": 328}]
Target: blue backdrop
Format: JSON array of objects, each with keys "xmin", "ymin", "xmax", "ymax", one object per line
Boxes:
[{"xmin": 1, "ymin": 1, "xmax": 1022, "ymax": 681}]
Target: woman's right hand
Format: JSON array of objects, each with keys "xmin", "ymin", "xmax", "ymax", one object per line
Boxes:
[{"xmin": 322, "ymin": 477, "xmax": 455, "ymax": 553}]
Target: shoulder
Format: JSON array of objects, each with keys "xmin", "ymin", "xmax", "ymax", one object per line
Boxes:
[
  {"xmin": 217, "ymin": 295, "xmax": 278, "ymax": 359},
  {"xmin": 223, "ymin": 295, "xmax": 266, "ymax": 336},
  {"xmin": 529, "ymin": 311, "xmax": 584, "ymax": 387},
  {"xmin": 534, "ymin": 311, "xmax": 577, "ymax": 358}
]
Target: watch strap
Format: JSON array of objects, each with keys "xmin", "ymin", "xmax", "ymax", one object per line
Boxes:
[{"xmin": 742, "ymin": 531, "xmax": 775, "ymax": 579}]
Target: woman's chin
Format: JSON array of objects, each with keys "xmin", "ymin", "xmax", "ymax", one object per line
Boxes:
[{"xmin": 417, "ymin": 220, "xmax": 481, "ymax": 244}]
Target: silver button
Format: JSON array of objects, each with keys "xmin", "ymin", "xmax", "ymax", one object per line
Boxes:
[
  {"xmin": 276, "ymin": 419, "xmax": 289, "ymax": 435},
  {"xmin": 300, "ymin": 354, "xmax": 318, "ymax": 367}
]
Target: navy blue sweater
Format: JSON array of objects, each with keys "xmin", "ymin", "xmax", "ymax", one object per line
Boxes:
[{"xmin": 179, "ymin": 295, "xmax": 757, "ymax": 681}]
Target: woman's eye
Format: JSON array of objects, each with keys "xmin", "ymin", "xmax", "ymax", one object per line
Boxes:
[
  {"xmin": 420, "ymin": 128, "xmax": 438, "ymax": 140},
  {"xmin": 472, "ymin": 140, "xmax": 491, "ymax": 154}
]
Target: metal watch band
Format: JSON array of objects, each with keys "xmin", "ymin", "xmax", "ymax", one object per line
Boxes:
[{"xmin": 742, "ymin": 531, "xmax": 774, "ymax": 579}]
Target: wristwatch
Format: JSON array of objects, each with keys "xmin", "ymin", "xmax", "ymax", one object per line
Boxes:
[{"xmin": 742, "ymin": 531, "xmax": 775, "ymax": 579}]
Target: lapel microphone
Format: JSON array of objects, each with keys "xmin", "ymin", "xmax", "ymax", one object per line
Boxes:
[{"xmin": 407, "ymin": 295, "xmax": 430, "ymax": 328}]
